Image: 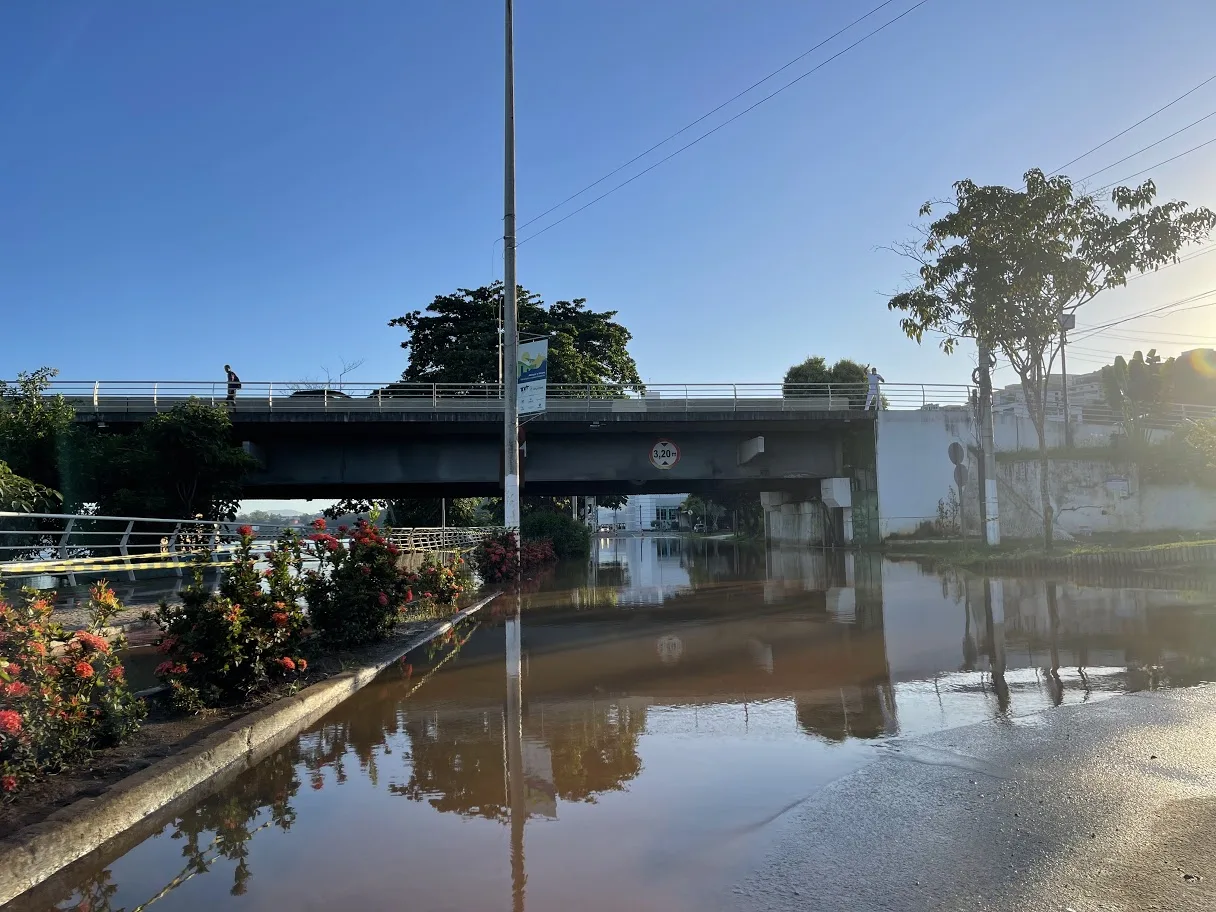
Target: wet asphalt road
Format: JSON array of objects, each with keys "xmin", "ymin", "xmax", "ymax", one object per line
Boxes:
[{"xmin": 731, "ymin": 685, "xmax": 1216, "ymax": 912}]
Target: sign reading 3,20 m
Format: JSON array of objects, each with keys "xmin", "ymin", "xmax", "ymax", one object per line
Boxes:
[{"xmin": 650, "ymin": 439, "xmax": 681, "ymax": 470}]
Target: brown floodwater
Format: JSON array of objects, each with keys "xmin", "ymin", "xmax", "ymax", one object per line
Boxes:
[{"xmin": 14, "ymin": 536, "xmax": 1216, "ymax": 912}]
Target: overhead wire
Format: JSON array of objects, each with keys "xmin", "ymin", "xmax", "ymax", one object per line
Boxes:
[
  {"xmin": 1049, "ymin": 71, "xmax": 1216, "ymax": 176},
  {"xmin": 516, "ymin": 0, "xmax": 902, "ymax": 233},
  {"xmin": 1074, "ymin": 108, "xmax": 1216, "ymax": 185},
  {"xmin": 1091, "ymin": 134, "xmax": 1216, "ymax": 194},
  {"xmin": 517, "ymin": 0, "xmax": 934, "ymax": 245}
]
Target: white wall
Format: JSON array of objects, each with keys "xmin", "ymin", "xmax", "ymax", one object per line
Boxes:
[
  {"xmin": 875, "ymin": 410, "xmax": 976, "ymax": 538},
  {"xmin": 997, "ymin": 458, "xmax": 1216, "ymax": 536}
]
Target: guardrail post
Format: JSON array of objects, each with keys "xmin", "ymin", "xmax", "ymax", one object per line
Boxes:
[
  {"xmin": 269, "ymin": 383, "xmax": 273, "ymax": 408},
  {"xmin": 58, "ymin": 518, "xmax": 77, "ymax": 587},
  {"xmin": 92, "ymin": 382, "xmax": 99, "ymax": 410},
  {"xmin": 153, "ymin": 383, "xmax": 158, "ymax": 409},
  {"xmin": 168, "ymin": 523, "xmax": 183, "ymax": 578},
  {"xmin": 733, "ymin": 384, "xmax": 738, "ymax": 411},
  {"xmin": 378, "ymin": 388, "xmax": 382, "ymax": 409},
  {"xmin": 921, "ymin": 385, "xmax": 927, "ymax": 408},
  {"xmin": 209, "ymin": 525, "xmax": 220, "ymax": 563},
  {"xmin": 120, "ymin": 520, "xmax": 136, "ymax": 582},
  {"xmin": 433, "ymin": 384, "xmax": 438, "ymax": 408},
  {"xmin": 324, "ymin": 388, "xmax": 328, "ymax": 408},
  {"xmin": 685, "ymin": 384, "xmax": 689, "ymax": 412}
]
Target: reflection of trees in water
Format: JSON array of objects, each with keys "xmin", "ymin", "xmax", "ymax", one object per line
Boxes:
[
  {"xmin": 795, "ymin": 686, "xmax": 893, "ymax": 742},
  {"xmin": 393, "ymin": 715, "xmax": 511, "ymax": 820},
  {"xmin": 58, "ymin": 750, "xmax": 301, "ymax": 910},
  {"xmin": 390, "ymin": 700, "xmax": 647, "ymax": 819},
  {"xmin": 546, "ymin": 702, "xmax": 645, "ymax": 803}
]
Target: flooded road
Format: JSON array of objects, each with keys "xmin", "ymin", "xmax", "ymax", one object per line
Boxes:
[{"xmin": 18, "ymin": 536, "xmax": 1216, "ymax": 911}]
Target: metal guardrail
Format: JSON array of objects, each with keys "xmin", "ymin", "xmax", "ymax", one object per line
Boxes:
[
  {"xmin": 0, "ymin": 512, "xmax": 500, "ymax": 584},
  {"xmin": 22, "ymin": 380, "xmax": 977, "ymax": 414}
]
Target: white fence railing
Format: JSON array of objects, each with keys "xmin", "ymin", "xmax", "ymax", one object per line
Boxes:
[
  {"xmin": 22, "ymin": 380, "xmax": 977, "ymax": 414},
  {"xmin": 0, "ymin": 512, "xmax": 499, "ymax": 584}
]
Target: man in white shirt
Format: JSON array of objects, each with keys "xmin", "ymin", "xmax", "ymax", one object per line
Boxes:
[{"xmin": 865, "ymin": 367, "xmax": 885, "ymax": 410}]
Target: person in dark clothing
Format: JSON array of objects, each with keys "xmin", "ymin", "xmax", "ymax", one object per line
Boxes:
[{"xmin": 225, "ymin": 364, "xmax": 241, "ymax": 407}]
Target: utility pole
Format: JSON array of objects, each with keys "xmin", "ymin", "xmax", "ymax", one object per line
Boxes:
[
  {"xmin": 502, "ymin": 0, "xmax": 521, "ymax": 532},
  {"xmin": 1058, "ymin": 311, "xmax": 1075, "ymax": 449},
  {"xmin": 976, "ymin": 342, "xmax": 1001, "ymax": 546}
]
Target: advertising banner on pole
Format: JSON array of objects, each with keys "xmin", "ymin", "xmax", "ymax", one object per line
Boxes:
[{"xmin": 518, "ymin": 339, "xmax": 548, "ymax": 414}]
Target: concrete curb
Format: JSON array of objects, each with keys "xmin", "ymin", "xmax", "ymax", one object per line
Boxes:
[{"xmin": 0, "ymin": 591, "xmax": 499, "ymax": 907}]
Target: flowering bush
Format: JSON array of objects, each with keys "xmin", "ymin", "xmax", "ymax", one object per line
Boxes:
[
  {"xmin": 303, "ymin": 519, "xmax": 412, "ymax": 647},
  {"xmin": 473, "ymin": 532, "xmax": 556, "ymax": 583},
  {"xmin": 154, "ymin": 528, "xmax": 308, "ymax": 712},
  {"xmin": 0, "ymin": 582, "xmax": 145, "ymax": 798},
  {"xmin": 407, "ymin": 556, "xmax": 466, "ymax": 609}
]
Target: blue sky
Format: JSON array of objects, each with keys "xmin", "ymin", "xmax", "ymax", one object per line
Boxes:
[{"xmin": 4, "ymin": 0, "xmax": 1216, "ymax": 397}]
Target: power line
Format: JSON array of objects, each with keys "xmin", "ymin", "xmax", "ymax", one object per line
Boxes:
[
  {"xmin": 518, "ymin": 0, "xmax": 933, "ymax": 245},
  {"xmin": 1075, "ymin": 108, "xmax": 1216, "ymax": 184},
  {"xmin": 1049, "ymin": 72, "xmax": 1216, "ymax": 176},
  {"xmin": 1071, "ymin": 285, "xmax": 1216, "ymax": 343},
  {"xmin": 1092, "ymin": 134, "xmax": 1216, "ymax": 194},
  {"xmin": 1127, "ymin": 241, "xmax": 1216, "ymax": 282},
  {"xmin": 517, "ymin": 0, "xmax": 902, "ymax": 233}
]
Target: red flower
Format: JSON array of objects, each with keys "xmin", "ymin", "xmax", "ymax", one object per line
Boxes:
[
  {"xmin": 296, "ymin": 657, "xmax": 308, "ymax": 672},
  {"xmin": 0, "ymin": 710, "xmax": 23, "ymax": 734},
  {"xmin": 338, "ymin": 525, "xmax": 348, "ymax": 533},
  {"xmin": 263, "ymin": 569, "xmax": 274, "ymax": 578},
  {"xmin": 405, "ymin": 590, "xmax": 414, "ymax": 603},
  {"xmin": 271, "ymin": 612, "xmax": 289, "ymax": 627},
  {"xmin": 154, "ymin": 661, "xmax": 174, "ymax": 677},
  {"xmin": 74, "ymin": 631, "xmax": 112, "ymax": 654},
  {"xmin": 326, "ymin": 539, "xmax": 339, "ymax": 552},
  {"xmin": 360, "ymin": 566, "xmax": 371, "ymax": 576},
  {"xmin": 4, "ymin": 681, "xmax": 29, "ymax": 698},
  {"xmin": 1, "ymin": 775, "xmax": 17, "ymax": 792},
  {"xmin": 264, "ymin": 551, "xmax": 275, "ymax": 560},
  {"xmin": 312, "ymin": 518, "xmax": 327, "ymax": 530},
  {"xmin": 74, "ymin": 661, "xmax": 95, "ymax": 678},
  {"xmin": 377, "ymin": 592, "xmax": 388, "ymax": 606},
  {"xmin": 423, "ymin": 592, "xmax": 433, "ymax": 600},
  {"xmin": 4, "ymin": 662, "xmax": 18, "ymax": 677},
  {"xmin": 278, "ymin": 656, "xmax": 296, "ymax": 672},
  {"xmin": 387, "ymin": 544, "xmax": 399, "ymax": 556},
  {"xmin": 238, "ymin": 525, "xmax": 254, "ymax": 537},
  {"xmin": 108, "ymin": 666, "xmax": 125, "ymax": 681},
  {"xmin": 191, "ymin": 651, "xmax": 204, "ymax": 663}
]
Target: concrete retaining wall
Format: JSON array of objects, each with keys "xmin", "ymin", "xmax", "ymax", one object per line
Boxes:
[{"xmin": 0, "ymin": 593, "xmax": 498, "ymax": 907}]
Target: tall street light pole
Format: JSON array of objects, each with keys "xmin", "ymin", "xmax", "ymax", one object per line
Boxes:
[{"xmin": 502, "ymin": 0, "xmax": 521, "ymax": 531}]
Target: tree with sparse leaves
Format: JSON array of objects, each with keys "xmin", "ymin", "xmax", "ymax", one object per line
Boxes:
[
  {"xmin": 389, "ymin": 283, "xmax": 642, "ymax": 390},
  {"xmin": 889, "ymin": 169, "xmax": 1215, "ymax": 547}
]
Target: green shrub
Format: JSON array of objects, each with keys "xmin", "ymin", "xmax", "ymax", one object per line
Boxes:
[
  {"xmin": 521, "ymin": 511, "xmax": 590, "ymax": 560},
  {"xmin": 1, "ymin": 583, "xmax": 145, "ymax": 798},
  {"xmin": 303, "ymin": 519, "xmax": 412, "ymax": 647},
  {"xmin": 154, "ymin": 527, "xmax": 308, "ymax": 712}
]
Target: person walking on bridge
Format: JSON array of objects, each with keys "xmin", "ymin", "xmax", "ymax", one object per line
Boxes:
[
  {"xmin": 224, "ymin": 364, "xmax": 242, "ymax": 407},
  {"xmin": 865, "ymin": 367, "xmax": 885, "ymax": 410}
]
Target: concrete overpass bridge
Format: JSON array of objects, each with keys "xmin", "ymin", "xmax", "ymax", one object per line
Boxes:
[{"xmin": 55, "ymin": 380, "xmax": 973, "ymax": 503}]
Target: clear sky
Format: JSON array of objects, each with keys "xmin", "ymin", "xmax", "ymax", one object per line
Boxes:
[{"xmin": 4, "ymin": 0, "xmax": 1216, "ymax": 397}]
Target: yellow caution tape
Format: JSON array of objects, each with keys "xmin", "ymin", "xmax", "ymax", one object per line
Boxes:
[{"xmin": 0, "ymin": 558, "xmax": 234, "ymax": 575}]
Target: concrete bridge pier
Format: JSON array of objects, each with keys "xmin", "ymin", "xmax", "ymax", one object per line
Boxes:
[{"xmin": 761, "ymin": 479, "xmax": 853, "ymax": 546}]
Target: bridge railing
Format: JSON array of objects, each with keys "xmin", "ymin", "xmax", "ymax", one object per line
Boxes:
[
  {"xmin": 0, "ymin": 512, "xmax": 300, "ymax": 584},
  {"xmin": 0, "ymin": 511, "xmax": 501, "ymax": 585},
  {"xmin": 29, "ymin": 379, "xmax": 977, "ymax": 413}
]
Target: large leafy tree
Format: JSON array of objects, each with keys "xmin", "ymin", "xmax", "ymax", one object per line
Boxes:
[
  {"xmin": 0, "ymin": 461, "xmax": 61, "ymax": 512},
  {"xmin": 783, "ymin": 356, "xmax": 871, "ymax": 406},
  {"xmin": 89, "ymin": 399, "xmax": 257, "ymax": 520},
  {"xmin": 1101, "ymin": 349, "xmax": 1169, "ymax": 449},
  {"xmin": 0, "ymin": 367, "xmax": 77, "ymax": 496},
  {"xmin": 889, "ymin": 169, "xmax": 1215, "ymax": 546},
  {"xmin": 324, "ymin": 497, "xmax": 482, "ymax": 527},
  {"xmin": 389, "ymin": 283, "xmax": 642, "ymax": 389}
]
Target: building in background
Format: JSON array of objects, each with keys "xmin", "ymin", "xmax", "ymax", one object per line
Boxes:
[{"xmin": 597, "ymin": 494, "xmax": 688, "ymax": 532}]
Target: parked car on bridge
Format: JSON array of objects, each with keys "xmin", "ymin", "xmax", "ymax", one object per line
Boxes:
[{"xmin": 288, "ymin": 389, "xmax": 351, "ymax": 400}]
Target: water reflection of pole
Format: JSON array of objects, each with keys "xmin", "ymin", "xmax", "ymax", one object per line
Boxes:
[
  {"xmin": 983, "ymin": 577, "xmax": 1010, "ymax": 713},
  {"xmin": 505, "ymin": 589, "xmax": 526, "ymax": 912},
  {"xmin": 1045, "ymin": 580, "xmax": 1064, "ymax": 706}
]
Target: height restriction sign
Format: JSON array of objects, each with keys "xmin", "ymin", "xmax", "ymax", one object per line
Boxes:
[{"xmin": 650, "ymin": 439, "xmax": 680, "ymax": 470}]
